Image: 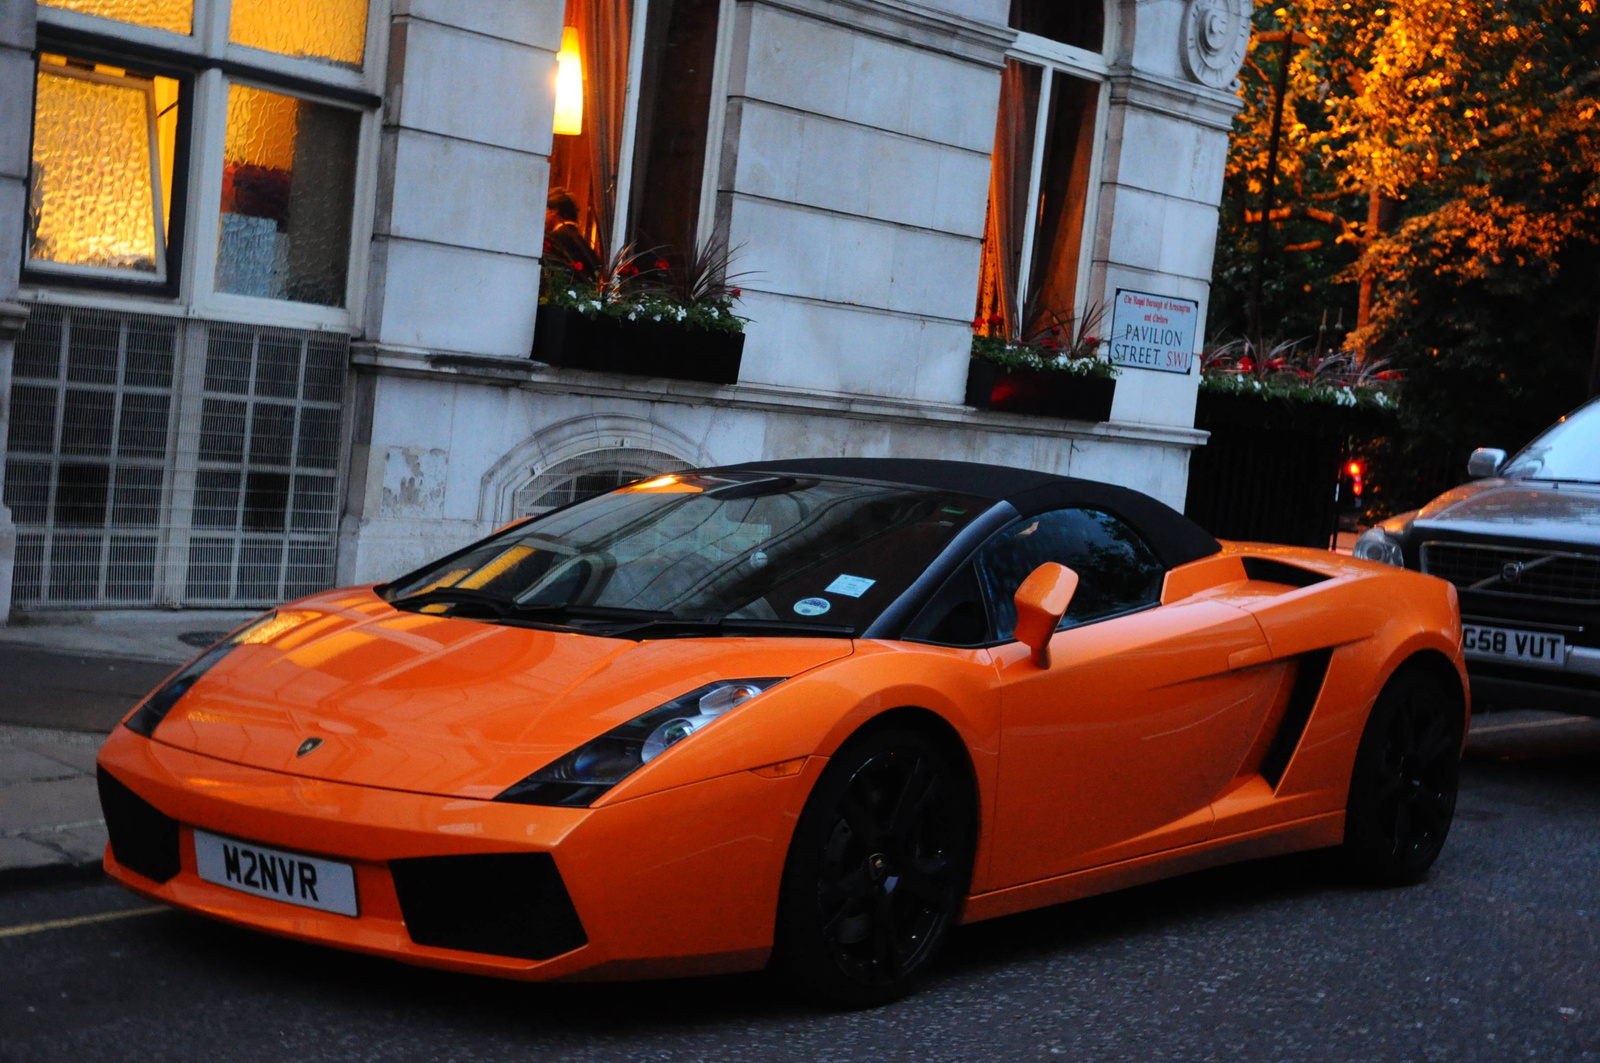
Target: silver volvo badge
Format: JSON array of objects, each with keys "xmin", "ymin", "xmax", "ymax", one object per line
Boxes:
[
  {"xmin": 1500, "ymin": 561, "xmax": 1525, "ymax": 583},
  {"xmin": 296, "ymin": 737, "xmax": 324, "ymax": 757}
]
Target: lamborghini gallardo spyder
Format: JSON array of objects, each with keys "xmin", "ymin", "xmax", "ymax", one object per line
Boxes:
[{"xmin": 97, "ymin": 459, "xmax": 1468, "ymax": 1005}]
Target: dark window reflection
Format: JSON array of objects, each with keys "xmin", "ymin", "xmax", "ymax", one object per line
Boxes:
[
  {"xmin": 977, "ymin": 506, "xmax": 1164, "ymax": 639},
  {"xmin": 1011, "ymin": 0, "xmax": 1104, "ymax": 50}
]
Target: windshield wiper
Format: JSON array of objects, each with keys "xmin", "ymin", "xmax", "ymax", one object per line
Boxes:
[
  {"xmin": 390, "ymin": 591, "xmax": 674, "ymax": 627},
  {"xmin": 389, "ymin": 587, "xmax": 516, "ymax": 615},
  {"xmin": 505, "ymin": 603, "xmax": 676, "ymax": 623},
  {"xmin": 599, "ymin": 615, "xmax": 856, "ymax": 640}
]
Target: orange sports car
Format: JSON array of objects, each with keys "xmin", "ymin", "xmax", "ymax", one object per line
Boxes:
[{"xmin": 96, "ymin": 459, "xmax": 1468, "ymax": 1005}]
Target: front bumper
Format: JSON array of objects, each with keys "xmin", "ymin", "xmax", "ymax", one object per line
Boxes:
[{"xmin": 96, "ymin": 726, "xmax": 822, "ymax": 981}]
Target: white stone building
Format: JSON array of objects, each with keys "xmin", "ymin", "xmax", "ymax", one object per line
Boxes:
[{"xmin": 0, "ymin": 0, "xmax": 1249, "ymax": 616}]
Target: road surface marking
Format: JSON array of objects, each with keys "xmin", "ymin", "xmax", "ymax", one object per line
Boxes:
[
  {"xmin": 1471, "ymin": 717, "xmax": 1590, "ymax": 736},
  {"xmin": 0, "ymin": 906, "xmax": 166, "ymax": 939}
]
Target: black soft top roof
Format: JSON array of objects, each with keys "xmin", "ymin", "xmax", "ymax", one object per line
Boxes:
[{"xmin": 714, "ymin": 457, "xmax": 1221, "ymax": 568}]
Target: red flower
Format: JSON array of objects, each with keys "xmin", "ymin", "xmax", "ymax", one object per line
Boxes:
[
  {"xmin": 619, "ymin": 263, "xmax": 639, "ymax": 277},
  {"xmin": 1082, "ymin": 335, "xmax": 1098, "ymax": 345},
  {"xmin": 1238, "ymin": 356, "xmax": 1255, "ymax": 371},
  {"xmin": 731, "ymin": 288, "xmax": 742, "ymax": 298},
  {"xmin": 987, "ymin": 314, "xmax": 1004, "ymax": 326},
  {"xmin": 569, "ymin": 260, "xmax": 585, "ymax": 272},
  {"xmin": 1376, "ymin": 370, "xmax": 1403, "ymax": 380},
  {"xmin": 654, "ymin": 259, "xmax": 671, "ymax": 271}
]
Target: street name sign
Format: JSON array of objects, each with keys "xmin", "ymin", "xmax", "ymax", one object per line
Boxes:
[{"xmin": 1109, "ymin": 289, "xmax": 1199, "ymax": 374}]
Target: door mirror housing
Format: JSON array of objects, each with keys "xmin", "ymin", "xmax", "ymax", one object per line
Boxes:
[
  {"xmin": 1013, "ymin": 562, "xmax": 1079, "ymax": 668},
  {"xmin": 1466, "ymin": 447, "xmax": 1506, "ymax": 479}
]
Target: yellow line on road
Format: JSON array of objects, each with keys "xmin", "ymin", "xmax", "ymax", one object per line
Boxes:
[
  {"xmin": 1472, "ymin": 716, "xmax": 1591, "ymax": 736},
  {"xmin": 0, "ymin": 905, "xmax": 166, "ymax": 939}
]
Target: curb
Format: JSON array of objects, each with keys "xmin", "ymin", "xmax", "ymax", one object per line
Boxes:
[{"xmin": 0, "ymin": 858, "xmax": 106, "ymax": 893}]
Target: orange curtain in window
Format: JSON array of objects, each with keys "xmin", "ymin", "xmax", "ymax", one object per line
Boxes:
[
  {"xmin": 549, "ymin": 0, "xmax": 632, "ymax": 257},
  {"xmin": 975, "ymin": 60, "xmax": 1040, "ymax": 342}
]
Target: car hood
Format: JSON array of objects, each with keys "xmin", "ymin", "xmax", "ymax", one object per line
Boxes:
[
  {"xmin": 149, "ymin": 588, "xmax": 854, "ymax": 800},
  {"xmin": 1411, "ymin": 478, "xmax": 1600, "ymax": 549}
]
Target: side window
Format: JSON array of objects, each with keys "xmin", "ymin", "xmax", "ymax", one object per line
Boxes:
[
  {"xmin": 977, "ymin": 508, "xmax": 1165, "ymax": 640},
  {"xmin": 904, "ymin": 563, "xmax": 990, "ymax": 647}
]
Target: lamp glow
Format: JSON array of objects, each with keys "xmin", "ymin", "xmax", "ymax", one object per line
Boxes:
[{"xmin": 553, "ymin": 27, "xmax": 584, "ymax": 135}]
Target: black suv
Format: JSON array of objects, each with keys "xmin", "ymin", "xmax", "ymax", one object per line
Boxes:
[{"xmin": 1354, "ymin": 397, "xmax": 1600, "ymax": 715}]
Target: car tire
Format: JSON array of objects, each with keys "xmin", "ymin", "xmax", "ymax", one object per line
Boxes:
[
  {"xmin": 1342, "ymin": 666, "xmax": 1463, "ymax": 885},
  {"xmin": 773, "ymin": 725, "xmax": 975, "ymax": 1008}
]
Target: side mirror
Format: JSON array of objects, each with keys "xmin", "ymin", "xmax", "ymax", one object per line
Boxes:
[
  {"xmin": 1013, "ymin": 562, "xmax": 1079, "ymax": 669},
  {"xmin": 1466, "ymin": 447, "xmax": 1507, "ymax": 479}
]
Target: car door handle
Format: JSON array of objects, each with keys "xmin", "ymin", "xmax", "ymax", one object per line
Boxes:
[{"xmin": 1227, "ymin": 644, "xmax": 1273, "ymax": 670}]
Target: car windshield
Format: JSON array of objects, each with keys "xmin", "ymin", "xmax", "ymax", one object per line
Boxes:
[
  {"xmin": 383, "ymin": 473, "xmax": 989, "ymax": 636},
  {"xmin": 1501, "ymin": 399, "xmax": 1600, "ymax": 484}
]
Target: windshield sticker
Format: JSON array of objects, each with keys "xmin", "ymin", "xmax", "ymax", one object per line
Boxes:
[
  {"xmin": 793, "ymin": 597, "xmax": 832, "ymax": 617},
  {"xmin": 825, "ymin": 574, "xmax": 876, "ymax": 598}
]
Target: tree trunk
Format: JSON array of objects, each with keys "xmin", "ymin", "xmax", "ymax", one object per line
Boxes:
[{"xmin": 1249, "ymin": 31, "xmax": 1296, "ymax": 346}]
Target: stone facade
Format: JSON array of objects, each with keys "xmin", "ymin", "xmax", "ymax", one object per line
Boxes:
[{"xmin": 0, "ymin": 0, "xmax": 1245, "ymax": 616}]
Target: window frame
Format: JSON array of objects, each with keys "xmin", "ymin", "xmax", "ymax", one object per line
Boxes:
[
  {"xmin": 1002, "ymin": 30, "xmax": 1112, "ymax": 332},
  {"xmin": 25, "ymin": 0, "xmax": 386, "ymax": 330},
  {"xmin": 970, "ymin": 506, "xmax": 1167, "ymax": 645},
  {"xmin": 21, "ymin": 50, "xmax": 196, "ymax": 297},
  {"xmin": 604, "ymin": 0, "xmax": 738, "ymax": 260}
]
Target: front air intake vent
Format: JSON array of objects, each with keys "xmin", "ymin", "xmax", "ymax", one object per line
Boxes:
[
  {"xmin": 97, "ymin": 767, "xmax": 181, "ymax": 884},
  {"xmin": 390, "ymin": 852, "xmax": 587, "ymax": 960}
]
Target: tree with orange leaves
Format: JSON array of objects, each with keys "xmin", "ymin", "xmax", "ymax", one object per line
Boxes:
[{"xmin": 1212, "ymin": 0, "xmax": 1600, "ymax": 511}]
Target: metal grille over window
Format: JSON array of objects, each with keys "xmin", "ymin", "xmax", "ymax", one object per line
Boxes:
[
  {"xmin": 512, "ymin": 449, "xmax": 690, "ymax": 517},
  {"xmin": 189, "ymin": 325, "xmax": 346, "ymax": 603},
  {"xmin": 5, "ymin": 305, "xmax": 176, "ymax": 604},
  {"xmin": 4, "ymin": 305, "xmax": 346, "ymax": 607}
]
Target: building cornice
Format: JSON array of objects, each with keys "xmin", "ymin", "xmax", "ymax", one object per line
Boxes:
[
  {"xmin": 1107, "ymin": 67, "xmax": 1243, "ymax": 133},
  {"xmin": 349, "ymin": 344, "xmax": 1211, "ymax": 450}
]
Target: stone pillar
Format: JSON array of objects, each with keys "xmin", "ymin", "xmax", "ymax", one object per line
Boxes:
[
  {"xmin": 0, "ymin": 3, "xmax": 37, "ymax": 625},
  {"xmin": 716, "ymin": 0, "xmax": 1012, "ymax": 405},
  {"xmin": 366, "ymin": 0, "xmax": 565, "ymax": 358},
  {"xmin": 1092, "ymin": 0, "xmax": 1247, "ymax": 429}
]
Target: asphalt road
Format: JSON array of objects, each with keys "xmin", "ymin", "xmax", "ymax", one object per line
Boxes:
[
  {"xmin": 3, "ymin": 715, "xmax": 1597, "ymax": 1063},
  {"xmin": 0, "ymin": 645, "xmax": 174, "ymax": 732}
]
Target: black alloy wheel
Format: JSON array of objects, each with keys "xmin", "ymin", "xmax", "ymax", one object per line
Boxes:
[
  {"xmin": 1343, "ymin": 667, "xmax": 1463, "ymax": 884},
  {"xmin": 774, "ymin": 726, "xmax": 975, "ymax": 1007}
]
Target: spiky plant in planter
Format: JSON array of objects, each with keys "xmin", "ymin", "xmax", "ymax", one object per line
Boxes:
[
  {"xmin": 965, "ymin": 302, "xmax": 1118, "ymax": 420},
  {"xmin": 970, "ymin": 300, "xmax": 1116, "ymax": 379},
  {"xmin": 534, "ymin": 237, "xmax": 752, "ymax": 385}
]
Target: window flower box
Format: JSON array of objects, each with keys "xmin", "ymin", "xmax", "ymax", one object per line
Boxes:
[
  {"xmin": 963, "ymin": 359, "xmax": 1117, "ymax": 421},
  {"xmin": 531, "ymin": 304, "xmax": 745, "ymax": 386}
]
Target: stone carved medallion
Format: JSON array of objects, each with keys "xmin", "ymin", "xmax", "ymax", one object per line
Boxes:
[{"xmin": 1181, "ymin": 0, "xmax": 1252, "ymax": 89}]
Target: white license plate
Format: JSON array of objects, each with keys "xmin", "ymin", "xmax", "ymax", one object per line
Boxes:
[
  {"xmin": 1462, "ymin": 624, "xmax": 1566, "ymax": 669},
  {"xmin": 193, "ymin": 830, "xmax": 358, "ymax": 917}
]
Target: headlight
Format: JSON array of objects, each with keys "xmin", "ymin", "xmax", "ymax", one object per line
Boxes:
[
  {"xmin": 124, "ymin": 612, "xmax": 280, "ymax": 737},
  {"xmin": 495, "ymin": 678, "xmax": 786, "ymax": 808},
  {"xmin": 1352, "ymin": 527, "xmax": 1405, "ymax": 567}
]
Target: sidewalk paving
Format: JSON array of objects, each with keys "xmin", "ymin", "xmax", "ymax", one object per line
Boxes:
[
  {"xmin": 0, "ymin": 609, "xmax": 254, "ymax": 886},
  {"xmin": 1, "ymin": 724, "xmax": 109, "ymax": 883}
]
